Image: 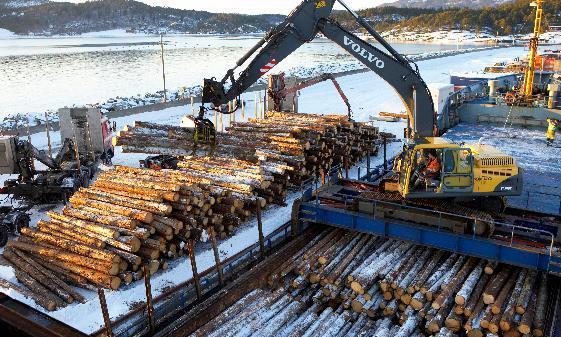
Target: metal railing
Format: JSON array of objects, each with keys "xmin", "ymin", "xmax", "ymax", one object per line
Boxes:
[{"xmin": 308, "ymin": 192, "xmax": 557, "ymax": 268}]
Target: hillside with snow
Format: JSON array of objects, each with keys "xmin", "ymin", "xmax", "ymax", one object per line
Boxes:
[{"xmin": 389, "ymin": 0, "xmax": 513, "ymax": 8}]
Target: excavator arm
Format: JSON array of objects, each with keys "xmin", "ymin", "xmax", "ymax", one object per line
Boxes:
[{"xmin": 202, "ymin": 0, "xmax": 435, "ymax": 138}]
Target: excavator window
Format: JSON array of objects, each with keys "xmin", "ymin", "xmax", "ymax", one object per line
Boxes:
[{"xmin": 442, "ymin": 149, "xmax": 473, "ymax": 191}]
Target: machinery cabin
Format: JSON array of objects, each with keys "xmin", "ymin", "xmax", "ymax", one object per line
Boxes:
[{"xmin": 393, "ymin": 138, "xmax": 522, "ymax": 209}]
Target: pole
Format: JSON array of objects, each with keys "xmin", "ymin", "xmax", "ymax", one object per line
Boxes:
[
  {"xmin": 25, "ymin": 117, "xmax": 31, "ymax": 144},
  {"xmin": 97, "ymin": 289, "xmax": 114, "ymax": 337},
  {"xmin": 143, "ymin": 265, "xmax": 155, "ymax": 333},
  {"xmin": 208, "ymin": 226, "xmax": 224, "ymax": 286},
  {"xmin": 191, "ymin": 96, "xmax": 195, "ymax": 116},
  {"xmin": 256, "ymin": 200, "xmax": 265, "ymax": 261},
  {"xmin": 44, "ymin": 111, "xmax": 52, "ymax": 158},
  {"xmin": 254, "ymin": 93, "xmax": 258, "ymax": 119},
  {"xmin": 187, "ymin": 240, "xmax": 202, "ymax": 300},
  {"xmin": 160, "ymin": 34, "xmax": 167, "ymax": 103},
  {"xmin": 383, "ymin": 138, "xmax": 387, "ymax": 172}
]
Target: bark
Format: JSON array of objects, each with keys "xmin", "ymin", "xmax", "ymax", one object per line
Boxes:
[
  {"xmin": 532, "ymin": 273, "xmax": 548, "ymax": 337},
  {"xmin": 37, "ymin": 220, "xmax": 106, "ymax": 249},
  {"xmin": 483, "ymin": 267, "xmax": 511, "ymax": 304},
  {"xmin": 515, "ymin": 270, "xmax": 537, "ymax": 315},
  {"xmin": 14, "ymin": 269, "xmax": 62, "ymax": 311},
  {"xmin": 464, "ymin": 272, "xmax": 492, "ymax": 317},
  {"xmin": 518, "ymin": 292, "xmax": 537, "ymax": 335},
  {"xmin": 63, "ymin": 206, "xmax": 138, "ymax": 230},
  {"xmin": 93, "ymin": 180, "xmax": 179, "ymax": 202},
  {"xmin": 10, "ymin": 248, "xmax": 87, "ymax": 303},
  {"xmin": 46, "ymin": 211, "xmax": 119, "ymax": 239},
  {"xmin": 455, "ymin": 261, "xmax": 484, "ymax": 306},
  {"xmin": 70, "ymin": 196, "xmax": 153, "ymax": 223},
  {"xmin": 20, "ymin": 228, "xmax": 120, "ymax": 263},
  {"xmin": 7, "ymin": 241, "xmax": 120, "ymax": 276},
  {"xmin": 499, "ymin": 269, "xmax": 527, "ymax": 331}
]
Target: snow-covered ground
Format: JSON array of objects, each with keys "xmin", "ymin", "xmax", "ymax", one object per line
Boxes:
[
  {"xmin": 0, "ymin": 28, "xmax": 15, "ymax": 38},
  {"xmin": 0, "ymin": 45, "xmax": 554, "ymax": 333},
  {"xmin": 444, "ymin": 124, "xmax": 561, "ymax": 214}
]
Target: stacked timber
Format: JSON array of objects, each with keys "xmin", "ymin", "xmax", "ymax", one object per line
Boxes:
[
  {"xmin": 234, "ymin": 228, "xmax": 555, "ymax": 337},
  {"xmin": 113, "ymin": 112, "xmax": 382, "ymax": 186},
  {"xmin": 1, "ymin": 162, "xmax": 272, "ymax": 299}
]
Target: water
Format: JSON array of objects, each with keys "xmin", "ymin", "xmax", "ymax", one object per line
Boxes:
[{"xmin": 0, "ymin": 34, "xmax": 477, "ymax": 115}]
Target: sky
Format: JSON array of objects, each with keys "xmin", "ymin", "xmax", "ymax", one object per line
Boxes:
[{"xmin": 57, "ymin": 0, "xmax": 394, "ymax": 15}]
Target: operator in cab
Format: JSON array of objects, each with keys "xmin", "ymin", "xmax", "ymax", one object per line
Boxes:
[{"xmin": 411, "ymin": 150, "xmax": 442, "ymax": 190}]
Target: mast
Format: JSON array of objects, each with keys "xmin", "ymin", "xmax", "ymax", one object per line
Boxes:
[{"xmin": 523, "ymin": 0, "xmax": 545, "ymax": 97}]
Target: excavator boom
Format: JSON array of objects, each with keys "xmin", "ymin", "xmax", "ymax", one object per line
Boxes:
[{"xmin": 202, "ymin": 0, "xmax": 435, "ymax": 138}]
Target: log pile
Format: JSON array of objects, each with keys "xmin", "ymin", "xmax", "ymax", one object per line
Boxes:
[
  {"xmin": 0, "ymin": 161, "xmax": 276, "ymax": 302},
  {"xmin": 195, "ymin": 228, "xmax": 556, "ymax": 337},
  {"xmin": 113, "ymin": 112, "xmax": 383, "ymax": 186}
]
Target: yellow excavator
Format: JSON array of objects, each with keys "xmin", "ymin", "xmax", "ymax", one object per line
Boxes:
[{"xmin": 200, "ymin": 0, "xmax": 523, "ymax": 212}]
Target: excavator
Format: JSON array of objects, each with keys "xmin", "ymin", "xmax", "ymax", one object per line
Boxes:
[{"xmin": 200, "ymin": 0, "xmax": 523, "ymax": 213}]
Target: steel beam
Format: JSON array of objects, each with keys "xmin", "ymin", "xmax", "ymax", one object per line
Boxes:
[{"xmin": 301, "ymin": 202, "xmax": 561, "ymax": 275}]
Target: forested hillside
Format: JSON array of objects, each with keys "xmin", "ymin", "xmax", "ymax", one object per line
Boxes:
[
  {"xmin": 0, "ymin": 0, "xmax": 560, "ymax": 36},
  {"xmin": 0, "ymin": 0, "xmax": 284, "ymax": 35}
]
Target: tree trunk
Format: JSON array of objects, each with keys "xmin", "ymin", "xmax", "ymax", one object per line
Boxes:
[
  {"xmin": 483, "ymin": 267, "xmax": 511, "ymax": 304},
  {"xmin": 7, "ymin": 241, "xmax": 120, "ymax": 276},
  {"xmin": 20, "ymin": 228, "xmax": 120, "ymax": 263}
]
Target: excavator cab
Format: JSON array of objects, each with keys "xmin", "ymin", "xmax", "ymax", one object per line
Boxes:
[{"xmin": 394, "ymin": 139, "xmax": 473, "ymax": 197}]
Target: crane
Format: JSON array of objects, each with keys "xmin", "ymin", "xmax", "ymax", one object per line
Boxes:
[
  {"xmin": 268, "ymin": 73, "xmax": 353, "ymax": 119},
  {"xmin": 200, "ymin": 0, "xmax": 523, "ymax": 210},
  {"xmin": 522, "ymin": 0, "xmax": 545, "ymax": 97}
]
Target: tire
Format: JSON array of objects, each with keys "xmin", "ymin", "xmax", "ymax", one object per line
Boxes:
[
  {"xmin": 0, "ymin": 226, "xmax": 8, "ymax": 247},
  {"xmin": 15, "ymin": 214, "xmax": 30, "ymax": 233}
]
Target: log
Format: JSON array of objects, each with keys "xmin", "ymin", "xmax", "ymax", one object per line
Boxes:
[
  {"xmin": 7, "ymin": 241, "xmax": 120, "ymax": 276},
  {"xmin": 75, "ymin": 190, "xmax": 172, "ymax": 215},
  {"xmin": 37, "ymin": 220, "xmax": 106, "ymax": 249},
  {"xmin": 433, "ymin": 257, "xmax": 478, "ymax": 310},
  {"xmin": 93, "ymin": 180, "xmax": 179, "ymax": 202},
  {"xmin": 464, "ymin": 272, "xmax": 492, "ymax": 317},
  {"xmin": 518, "ymin": 292, "xmax": 537, "ymax": 335},
  {"xmin": 70, "ymin": 196, "xmax": 153, "ymax": 223},
  {"xmin": 515, "ymin": 270, "xmax": 537, "ymax": 315},
  {"xmin": 14, "ymin": 269, "xmax": 61, "ymax": 311},
  {"xmin": 455, "ymin": 261, "xmax": 484, "ymax": 306},
  {"xmin": 499, "ymin": 270, "xmax": 527, "ymax": 331},
  {"xmin": 32, "ymin": 255, "xmax": 93, "ymax": 289},
  {"xmin": 532, "ymin": 273, "xmax": 548, "ymax": 337},
  {"xmin": 0, "ymin": 276, "xmax": 57, "ymax": 311},
  {"xmin": 34, "ymin": 255, "xmax": 120, "ymax": 290},
  {"xmin": 491, "ymin": 270, "xmax": 517, "ymax": 314},
  {"xmin": 63, "ymin": 206, "xmax": 138, "ymax": 230},
  {"xmin": 483, "ymin": 267, "xmax": 511, "ymax": 304},
  {"xmin": 20, "ymin": 228, "xmax": 120, "ymax": 263},
  {"xmin": 10, "ymin": 248, "xmax": 87, "ymax": 303},
  {"xmin": 46, "ymin": 211, "xmax": 119, "ymax": 239},
  {"xmin": 484, "ymin": 261, "xmax": 498, "ymax": 275}
]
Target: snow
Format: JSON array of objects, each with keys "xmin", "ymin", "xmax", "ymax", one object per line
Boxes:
[
  {"xmin": 444, "ymin": 124, "xmax": 561, "ymax": 214},
  {"xmin": 0, "ymin": 28, "xmax": 15, "ymax": 38},
  {"xmin": 79, "ymin": 30, "xmax": 152, "ymax": 38}
]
